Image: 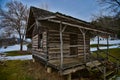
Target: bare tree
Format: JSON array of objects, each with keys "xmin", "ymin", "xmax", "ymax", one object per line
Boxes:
[
  {"xmin": 98, "ymin": 0, "xmax": 120, "ymax": 13},
  {"xmin": 0, "ymin": 1, "xmax": 29, "ymax": 51},
  {"xmin": 92, "ymin": 15, "xmax": 116, "ymax": 29}
]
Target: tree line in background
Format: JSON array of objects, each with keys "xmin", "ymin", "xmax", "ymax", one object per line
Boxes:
[
  {"xmin": 91, "ymin": 0, "xmax": 120, "ymax": 38},
  {"xmin": 0, "ymin": 0, "xmax": 120, "ymax": 51}
]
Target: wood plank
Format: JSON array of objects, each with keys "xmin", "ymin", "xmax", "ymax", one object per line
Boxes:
[
  {"xmin": 48, "ymin": 37, "xmax": 70, "ymax": 40},
  {"xmin": 62, "ymin": 65, "xmax": 85, "ymax": 75},
  {"xmin": 78, "ymin": 50, "xmax": 84, "ymax": 52},
  {"xmin": 86, "ymin": 60, "xmax": 101, "ymax": 68},
  {"xmin": 32, "ymin": 35, "xmax": 38, "ymax": 39},
  {"xmin": 48, "ymin": 43, "xmax": 69, "ymax": 47},
  {"xmin": 49, "ymin": 41, "xmax": 69, "ymax": 43},
  {"xmin": 49, "ymin": 47, "xmax": 69, "ymax": 50},
  {"xmin": 49, "ymin": 33, "xmax": 69, "ymax": 37},
  {"xmin": 49, "ymin": 50, "xmax": 69, "ymax": 54},
  {"xmin": 32, "ymin": 45, "xmax": 38, "ymax": 47},
  {"xmin": 36, "ymin": 49, "xmax": 43, "ymax": 51},
  {"xmin": 32, "ymin": 42, "xmax": 38, "ymax": 44},
  {"xmin": 49, "ymin": 49, "xmax": 69, "ymax": 52}
]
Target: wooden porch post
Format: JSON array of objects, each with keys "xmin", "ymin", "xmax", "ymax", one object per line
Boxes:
[
  {"xmin": 46, "ymin": 31, "xmax": 49, "ymax": 66},
  {"xmin": 67, "ymin": 74, "xmax": 71, "ymax": 80},
  {"xmin": 106, "ymin": 35, "xmax": 109, "ymax": 60},
  {"xmin": 103, "ymin": 67, "xmax": 106, "ymax": 80},
  {"xmin": 79, "ymin": 28, "xmax": 87, "ymax": 62},
  {"xmin": 60, "ymin": 21, "xmax": 63, "ymax": 71},
  {"xmin": 97, "ymin": 35, "xmax": 100, "ymax": 58},
  {"xmin": 83, "ymin": 33, "xmax": 86, "ymax": 62}
]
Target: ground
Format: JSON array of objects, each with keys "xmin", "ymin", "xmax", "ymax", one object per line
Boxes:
[
  {"xmin": 0, "ymin": 40, "xmax": 120, "ymax": 80},
  {"xmin": 0, "ymin": 60, "xmax": 108, "ymax": 80},
  {"xmin": 0, "ymin": 48, "xmax": 120, "ymax": 80},
  {"xmin": 0, "ymin": 60, "xmax": 64, "ymax": 80}
]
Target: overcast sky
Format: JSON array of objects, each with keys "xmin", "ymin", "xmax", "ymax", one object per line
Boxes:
[{"xmin": 0, "ymin": 0, "xmax": 105, "ymax": 22}]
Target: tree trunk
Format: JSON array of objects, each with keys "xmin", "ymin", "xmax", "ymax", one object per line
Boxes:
[
  {"xmin": 19, "ymin": 33, "xmax": 23, "ymax": 51},
  {"xmin": 20, "ymin": 38, "xmax": 23, "ymax": 51}
]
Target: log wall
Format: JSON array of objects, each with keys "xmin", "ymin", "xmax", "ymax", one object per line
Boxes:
[
  {"xmin": 32, "ymin": 21, "xmax": 90, "ymax": 60},
  {"xmin": 48, "ymin": 29, "xmax": 90, "ymax": 59},
  {"xmin": 48, "ymin": 30, "xmax": 70, "ymax": 59},
  {"xmin": 32, "ymin": 23, "xmax": 47, "ymax": 58}
]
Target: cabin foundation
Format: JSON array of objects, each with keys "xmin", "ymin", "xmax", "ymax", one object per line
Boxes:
[
  {"xmin": 32, "ymin": 58, "xmax": 35, "ymax": 62},
  {"xmin": 67, "ymin": 73, "xmax": 71, "ymax": 80},
  {"xmin": 47, "ymin": 67, "xmax": 52, "ymax": 73}
]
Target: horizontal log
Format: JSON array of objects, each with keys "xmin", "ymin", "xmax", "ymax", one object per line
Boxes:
[
  {"xmin": 48, "ymin": 30, "xmax": 83, "ymax": 35},
  {"xmin": 68, "ymin": 45, "xmax": 83, "ymax": 47},
  {"xmin": 32, "ymin": 45, "xmax": 38, "ymax": 47},
  {"xmin": 48, "ymin": 32, "xmax": 60, "ymax": 35},
  {"xmin": 32, "ymin": 46, "xmax": 38, "ymax": 48},
  {"xmin": 32, "ymin": 40, "xmax": 38, "ymax": 42},
  {"xmin": 51, "ymin": 36, "xmax": 69, "ymax": 39},
  {"xmin": 32, "ymin": 41, "xmax": 38, "ymax": 44},
  {"xmin": 32, "ymin": 44, "xmax": 38, "ymax": 46},
  {"xmin": 32, "ymin": 43, "xmax": 38, "ymax": 45},
  {"xmin": 48, "ymin": 50, "xmax": 69, "ymax": 53},
  {"xmin": 48, "ymin": 43, "xmax": 69, "ymax": 45},
  {"xmin": 78, "ymin": 48, "xmax": 89, "ymax": 50},
  {"xmin": 48, "ymin": 36, "xmax": 70, "ymax": 39},
  {"xmin": 48, "ymin": 53, "xmax": 69, "ymax": 58},
  {"xmin": 33, "ymin": 36, "xmax": 38, "ymax": 38},
  {"xmin": 49, "ymin": 50, "xmax": 69, "ymax": 54},
  {"xmin": 32, "ymin": 38, "xmax": 38, "ymax": 41},
  {"xmin": 32, "ymin": 37, "xmax": 38, "ymax": 39},
  {"xmin": 33, "ymin": 51, "xmax": 46, "ymax": 58},
  {"xmin": 77, "ymin": 40, "xmax": 89, "ymax": 42},
  {"xmin": 78, "ymin": 49, "xmax": 84, "ymax": 52},
  {"xmin": 32, "ymin": 42, "xmax": 38, "ymax": 44},
  {"xmin": 48, "ymin": 30, "xmax": 59, "ymax": 32},
  {"xmin": 78, "ymin": 53, "xmax": 84, "ymax": 56},
  {"xmin": 49, "ymin": 41, "xmax": 69, "ymax": 43},
  {"xmin": 49, "ymin": 38, "xmax": 69, "ymax": 41},
  {"xmin": 48, "ymin": 44, "xmax": 90, "ymax": 49},
  {"xmin": 49, "ymin": 47, "xmax": 69, "ymax": 50},
  {"xmin": 33, "ymin": 35, "xmax": 38, "ymax": 38},
  {"xmin": 36, "ymin": 49, "xmax": 43, "ymax": 52}
]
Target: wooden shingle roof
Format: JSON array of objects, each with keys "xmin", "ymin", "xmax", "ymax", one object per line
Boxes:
[{"xmin": 26, "ymin": 6, "xmax": 114, "ymax": 38}]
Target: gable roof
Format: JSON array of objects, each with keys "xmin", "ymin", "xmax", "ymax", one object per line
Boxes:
[{"xmin": 26, "ymin": 6, "xmax": 114, "ymax": 38}]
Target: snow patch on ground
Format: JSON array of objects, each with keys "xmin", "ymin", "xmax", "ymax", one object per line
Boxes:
[
  {"xmin": 90, "ymin": 45, "xmax": 119, "ymax": 51},
  {"xmin": 90, "ymin": 40, "xmax": 120, "ymax": 51},
  {"xmin": 0, "ymin": 55, "xmax": 32, "ymax": 60},
  {"xmin": 0, "ymin": 44, "xmax": 27, "ymax": 53},
  {"xmin": 90, "ymin": 40, "xmax": 120, "ymax": 45}
]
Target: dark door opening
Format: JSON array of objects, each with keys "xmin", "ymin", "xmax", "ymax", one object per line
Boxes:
[{"xmin": 70, "ymin": 34, "xmax": 78, "ymax": 55}]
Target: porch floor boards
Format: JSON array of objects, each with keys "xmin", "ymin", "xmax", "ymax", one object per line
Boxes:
[{"xmin": 48, "ymin": 56, "xmax": 84, "ymax": 68}]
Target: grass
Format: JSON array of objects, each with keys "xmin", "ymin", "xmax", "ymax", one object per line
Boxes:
[
  {"xmin": 0, "ymin": 60, "xmax": 64, "ymax": 80},
  {"xmin": 92, "ymin": 48, "xmax": 120, "ymax": 62},
  {"xmin": 108, "ymin": 48, "xmax": 120, "ymax": 63},
  {"xmin": 0, "ymin": 48, "xmax": 120, "ymax": 80},
  {"xmin": 90, "ymin": 44, "xmax": 114, "ymax": 48},
  {"xmin": 92, "ymin": 48, "xmax": 120, "ymax": 75},
  {"xmin": 5, "ymin": 51, "xmax": 31, "ymax": 56},
  {"xmin": 0, "ymin": 60, "xmax": 34, "ymax": 80}
]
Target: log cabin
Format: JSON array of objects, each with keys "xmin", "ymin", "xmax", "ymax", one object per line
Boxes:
[{"xmin": 26, "ymin": 7, "xmax": 118, "ymax": 80}]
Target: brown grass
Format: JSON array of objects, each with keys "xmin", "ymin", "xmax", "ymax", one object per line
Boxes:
[{"xmin": 0, "ymin": 60, "xmax": 65, "ymax": 80}]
